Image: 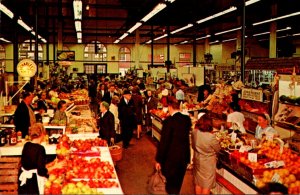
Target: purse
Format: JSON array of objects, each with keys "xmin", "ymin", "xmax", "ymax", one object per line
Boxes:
[{"xmin": 147, "ymin": 169, "xmax": 167, "ymax": 194}]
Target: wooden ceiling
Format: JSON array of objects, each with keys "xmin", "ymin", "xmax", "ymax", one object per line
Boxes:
[{"xmin": 0, "ymin": 0, "xmax": 300, "ymax": 45}]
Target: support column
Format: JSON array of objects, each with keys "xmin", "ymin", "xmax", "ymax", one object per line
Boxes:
[
  {"xmin": 240, "ymin": 0, "xmax": 246, "ymax": 82},
  {"xmin": 193, "ymin": 37, "xmax": 197, "ymax": 67},
  {"xmin": 13, "ymin": 19, "xmax": 19, "ymax": 82},
  {"xmin": 57, "ymin": 0, "xmax": 63, "ymax": 51},
  {"xmin": 269, "ymin": 4, "xmax": 277, "ymax": 58},
  {"xmin": 53, "ymin": 18, "xmax": 56, "ymax": 64},
  {"xmin": 236, "ymin": 16, "xmax": 242, "ymax": 50},
  {"xmin": 151, "ymin": 26, "xmax": 154, "ymax": 67},
  {"xmin": 166, "ymin": 26, "xmax": 170, "ymax": 73},
  {"xmin": 135, "ymin": 29, "xmax": 140, "ymax": 69},
  {"xmin": 33, "ymin": 0, "xmax": 39, "ymax": 88}
]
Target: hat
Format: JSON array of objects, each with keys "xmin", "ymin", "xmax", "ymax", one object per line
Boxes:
[{"xmin": 123, "ymin": 89, "xmax": 132, "ymax": 95}]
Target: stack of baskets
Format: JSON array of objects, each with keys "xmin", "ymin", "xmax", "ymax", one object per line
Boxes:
[{"xmin": 0, "ymin": 157, "xmax": 21, "ymax": 194}]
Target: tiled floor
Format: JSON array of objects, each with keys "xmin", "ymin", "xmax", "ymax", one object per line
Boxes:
[{"xmin": 115, "ymin": 133, "xmax": 194, "ymax": 194}]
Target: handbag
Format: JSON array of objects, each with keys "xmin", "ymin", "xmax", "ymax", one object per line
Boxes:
[{"xmin": 147, "ymin": 169, "xmax": 167, "ymax": 194}]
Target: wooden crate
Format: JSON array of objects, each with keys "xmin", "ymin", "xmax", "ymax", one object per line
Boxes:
[{"xmin": 0, "ymin": 157, "xmax": 20, "ymax": 194}]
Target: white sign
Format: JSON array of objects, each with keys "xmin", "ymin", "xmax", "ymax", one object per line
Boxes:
[
  {"xmin": 248, "ymin": 152, "xmax": 257, "ymax": 162},
  {"xmin": 241, "ymin": 88, "xmax": 263, "ymax": 102},
  {"xmin": 17, "ymin": 59, "xmax": 37, "ymax": 80}
]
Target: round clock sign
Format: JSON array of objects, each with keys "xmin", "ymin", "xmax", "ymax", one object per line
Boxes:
[{"xmin": 17, "ymin": 59, "xmax": 37, "ymax": 80}]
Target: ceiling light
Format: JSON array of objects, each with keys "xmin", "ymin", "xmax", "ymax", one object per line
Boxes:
[
  {"xmin": 77, "ymin": 32, "xmax": 82, "ymax": 39},
  {"xmin": 277, "ymin": 35, "xmax": 289, "ymax": 39},
  {"xmin": 41, "ymin": 38, "xmax": 47, "ymax": 43},
  {"xmin": 17, "ymin": 19, "xmax": 32, "ymax": 31},
  {"xmin": 253, "ymin": 27, "xmax": 292, "ymax": 36},
  {"xmin": 0, "ymin": 37, "xmax": 10, "ymax": 43},
  {"xmin": 78, "ymin": 38, "xmax": 82, "ymax": 43},
  {"xmin": 171, "ymin": 24, "xmax": 193, "ymax": 34},
  {"xmin": 114, "ymin": 39, "xmax": 120, "ymax": 44},
  {"xmin": 154, "ymin": 33, "xmax": 168, "ymax": 41},
  {"xmin": 180, "ymin": 40, "xmax": 188, "ymax": 44},
  {"xmin": 141, "ymin": 3, "xmax": 167, "ymax": 22},
  {"xmin": 75, "ymin": 21, "xmax": 81, "ymax": 32},
  {"xmin": 119, "ymin": 33, "xmax": 129, "ymax": 40},
  {"xmin": 127, "ymin": 22, "xmax": 142, "ymax": 34},
  {"xmin": 293, "ymin": 33, "xmax": 300, "ymax": 36},
  {"xmin": 196, "ymin": 34, "xmax": 211, "ymax": 40},
  {"xmin": 146, "ymin": 40, "xmax": 152, "ymax": 44},
  {"xmin": 86, "ymin": 5, "xmax": 90, "ymax": 10},
  {"xmin": 31, "ymin": 31, "xmax": 36, "ymax": 36},
  {"xmin": 222, "ymin": 38, "xmax": 237, "ymax": 43},
  {"xmin": 245, "ymin": 0, "xmax": 260, "ymax": 6},
  {"xmin": 165, "ymin": 0, "xmax": 176, "ymax": 3},
  {"xmin": 0, "ymin": 3, "xmax": 14, "ymax": 19},
  {"xmin": 197, "ymin": 6, "xmax": 237, "ymax": 24},
  {"xmin": 215, "ymin": 26, "xmax": 242, "ymax": 35},
  {"xmin": 73, "ymin": 0, "xmax": 82, "ymax": 20},
  {"xmin": 209, "ymin": 40, "xmax": 219, "ymax": 44},
  {"xmin": 253, "ymin": 11, "xmax": 300, "ymax": 26}
]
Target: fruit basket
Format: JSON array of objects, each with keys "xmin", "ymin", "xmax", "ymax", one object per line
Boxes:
[{"xmin": 109, "ymin": 145, "xmax": 123, "ymax": 162}]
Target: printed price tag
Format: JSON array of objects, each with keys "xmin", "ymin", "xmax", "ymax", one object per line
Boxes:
[
  {"xmin": 248, "ymin": 153, "xmax": 257, "ymax": 162},
  {"xmin": 271, "ymin": 173, "xmax": 281, "ymax": 183},
  {"xmin": 239, "ymin": 145, "xmax": 246, "ymax": 153},
  {"xmin": 266, "ymin": 133, "xmax": 274, "ymax": 141}
]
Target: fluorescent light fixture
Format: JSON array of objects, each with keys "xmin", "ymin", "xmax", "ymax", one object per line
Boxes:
[
  {"xmin": 0, "ymin": 3, "xmax": 14, "ymax": 19},
  {"xmin": 119, "ymin": 33, "xmax": 129, "ymax": 40},
  {"xmin": 141, "ymin": 3, "xmax": 167, "ymax": 22},
  {"xmin": 114, "ymin": 39, "xmax": 120, "ymax": 44},
  {"xmin": 0, "ymin": 37, "xmax": 10, "ymax": 43},
  {"xmin": 17, "ymin": 19, "xmax": 32, "ymax": 31},
  {"xmin": 253, "ymin": 11, "xmax": 300, "ymax": 26},
  {"xmin": 293, "ymin": 33, "xmax": 300, "ymax": 36},
  {"xmin": 196, "ymin": 34, "xmax": 211, "ymax": 40},
  {"xmin": 253, "ymin": 31, "xmax": 269, "ymax": 36},
  {"xmin": 78, "ymin": 38, "xmax": 82, "ymax": 43},
  {"xmin": 180, "ymin": 40, "xmax": 188, "ymax": 44},
  {"xmin": 73, "ymin": 0, "xmax": 82, "ymax": 20},
  {"xmin": 245, "ymin": 0, "xmax": 260, "ymax": 6},
  {"xmin": 215, "ymin": 26, "xmax": 242, "ymax": 35},
  {"xmin": 77, "ymin": 32, "xmax": 82, "ymax": 39},
  {"xmin": 165, "ymin": 0, "xmax": 176, "ymax": 3},
  {"xmin": 277, "ymin": 35, "xmax": 289, "ymax": 39},
  {"xmin": 196, "ymin": 6, "xmax": 237, "ymax": 24},
  {"xmin": 277, "ymin": 26, "xmax": 291, "ymax": 32},
  {"xmin": 253, "ymin": 27, "xmax": 292, "ymax": 36},
  {"xmin": 127, "ymin": 22, "xmax": 142, "ymax": 33},
  {"xmin": 146, "ymin": 40, "xmax": 152, "ymax": 44},
  {"xmin": 154, "ymin": 33, "xmax": 168, "ymax": 41},
  {"xmin": 171, "ymin": 24, "xmax": 193, "ymax": 34},
  {"xmin": 31, "ymin": 31, "xmax": 36, "ymax": 36},
  {"xmin": 222, "ymin": 38, "xmax": 237, "ymax": 43},
  {"xmin": 41, "ymin": 38, "xmax": 47, "ymax": 43},
  {"xmin": 209, "ymin": 40, "xmax": 219, "ymax": 44},
  {"xmin": 75, "ymin": 21, "xmax": 81, "ymax": 32}
]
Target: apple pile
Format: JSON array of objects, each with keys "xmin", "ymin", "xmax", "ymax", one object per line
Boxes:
[
  {"xmin": 71, "ymin": 138, "xmax": 107, "ymax": 152},
  {"xmin": 56, "ymin": 135, "xmax": 71, "ymax": 159},
  {"xmin": 44, "ymin": 171, "xmax": 65, "ymax": 194},
  {"xmin": 61, "ymin": 181, "xmax": 100, "ymax": 194},
  {"xmin": 65, "ymin": 156, "xmax": 116, "ymax": 180}
]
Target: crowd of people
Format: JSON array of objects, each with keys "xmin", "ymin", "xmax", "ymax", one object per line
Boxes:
[{"xmin": 9, "ymin": 73, "xmax": 282, "ymax": 194}]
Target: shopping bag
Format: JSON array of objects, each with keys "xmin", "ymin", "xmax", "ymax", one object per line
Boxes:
[{"xmin": 147, "ymin": 169, "xmax": 167, "ymax": 194}]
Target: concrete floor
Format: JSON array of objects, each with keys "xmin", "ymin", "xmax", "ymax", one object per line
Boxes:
[{"xmin": 115, "ymin": 134, "xmax": 194, "ymax": 194}]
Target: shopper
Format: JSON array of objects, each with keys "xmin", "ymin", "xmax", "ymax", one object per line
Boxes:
[
  {"xmin": 255, "ymin": 113, "xmax": 278, "ymax": 142},
  {"xmin": 197, "ymin": 84, "xmax": 211, "ymax": 103},
  {"xmin": 51, "ymin": 100, "xmax": 67, "ymax": 125},
  {"xmin": 192, "ymin": 114, "xmax": 221, "ymax": 195},
  {"xmin": 99, "ymin": 101, "xmax": 115, "ymax": 145},
  {"xmin": 175, "ymin": 85, "xmax": 185, "ymax": 103},
  {"xmin": 226, "ymin": 102, "xmax": 246, "ymax": 134},
  {"xmin": 14, "ymin": 91, "xmax": 36, "ymax": 138},
  {"xmin": 18, "ymin": 123, "xmax": 65, "ymax": 194},
  {"xmin": 131, "ymin": 86, "xmax": 143, "ymax": 139},
  {"xmin": 102, "ymin": 84, "xmax": 117, "ymax": 104},
  {"xmin": 144, "ymin": 90, "xmax": 158, "ymax": 132},
  {"xmin": 155, "ymin": 97, "xmax": 191, "ymax": 194},
  {"xmin": 37, "ymin": 91, "xmax": 50, "ymax": 112},
  {"xmin": 109, "ymin": 95, "xmax": 120, "ymax": 142},
  {"xmin": 118, "ymin": 89, "xmax": 136, "ymax": 149}
]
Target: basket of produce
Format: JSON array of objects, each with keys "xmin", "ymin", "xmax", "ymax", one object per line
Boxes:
[{"xmin": 109, "ymin": 145, "xmax": 123, "ymax": 162}]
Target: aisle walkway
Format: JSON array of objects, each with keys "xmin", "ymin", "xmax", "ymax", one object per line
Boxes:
[{"xmin": 115, "ymin": 134, "xmax": 194, "ymax": 194}]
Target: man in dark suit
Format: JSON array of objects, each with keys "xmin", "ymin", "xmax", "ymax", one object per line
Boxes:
[
  {"xmin": 155, "ymin": 97, "xmax": 191, "ymax": 194},
  {"xmin": 118, "ymin": 89, "xmax": 136, "ymax": 149},
  {"xmin": 102, "ymin": 84, "xmax": 117, "ymax": 104},
  {"xmin": 145, "ymin": 90, "xmax": 158, "ymax": 132},
  {"xmin": 99, "ymin": 101, "xmax": 115, "ymax": 145},
  {"xmin": 14, "ymin": 91, "xmax": 36, "ymax": 138}
]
